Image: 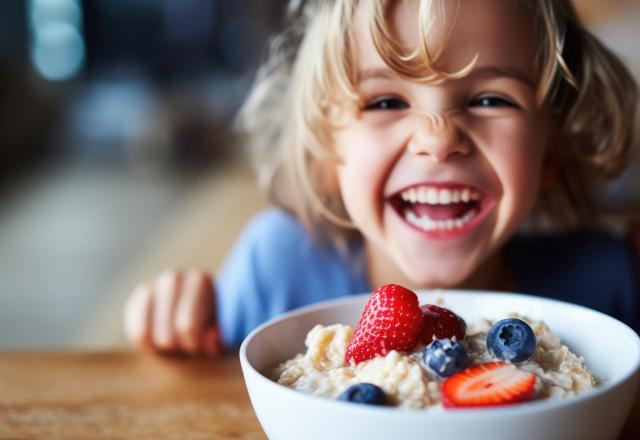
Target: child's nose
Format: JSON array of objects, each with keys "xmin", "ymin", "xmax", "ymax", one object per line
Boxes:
[{"xmin": 407, "ymin": 113, "xmax": 470, "ymax": 161}]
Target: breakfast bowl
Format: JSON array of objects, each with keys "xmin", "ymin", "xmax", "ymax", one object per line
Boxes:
[{"xmin": 239, "ymin": 290, "xmax": 640, "ymax": 440}]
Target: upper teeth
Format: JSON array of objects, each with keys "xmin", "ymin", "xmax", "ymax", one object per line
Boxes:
[{"xmin": 400, "ymin": 187, "xmax": 480, "ymax": 204}]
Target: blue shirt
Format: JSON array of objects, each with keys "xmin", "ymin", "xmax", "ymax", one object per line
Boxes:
[{"xmin": 215, "ymin": 208, "xmax": 640, "ymax": 346}]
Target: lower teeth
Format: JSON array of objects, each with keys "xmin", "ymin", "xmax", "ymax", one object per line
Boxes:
[{"xmin": 404, "ymin": 209, "xmax": 477, "ymax": 231}]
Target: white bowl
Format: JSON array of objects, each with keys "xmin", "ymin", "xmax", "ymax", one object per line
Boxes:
[{"xmin": 240, "ymin": 290, "xmax": 640, "ymax": 440}]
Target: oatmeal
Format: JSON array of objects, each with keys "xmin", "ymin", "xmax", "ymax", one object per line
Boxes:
[
  {"xmin": 268, "ymin": 285, "xmax": 599, "ymax": 409},
  {"xmin": 268, "ymin": 316, "xmax": 598, "ymax": 409}
]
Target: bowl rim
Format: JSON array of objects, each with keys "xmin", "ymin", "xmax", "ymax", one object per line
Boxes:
[{"xmin": 239, "ymin": 289, "xmax": 640, "ymax": 418}]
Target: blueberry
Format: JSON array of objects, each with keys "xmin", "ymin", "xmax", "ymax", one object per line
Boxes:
[
  {"xmin": 423, "ymin": 338, "xmax": 468, "ymax": 377},
  {"xmin": 339, "ymin": 383, "xmax": 387, "ymax": 406},
  {"xmin": 487, "ymin": 318, "xmax": 537, "ymax": 363}
]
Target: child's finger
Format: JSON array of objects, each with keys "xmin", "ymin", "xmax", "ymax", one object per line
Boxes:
[
  {"xmin": 174, "ymin": 271, "xmax": 214, "ymax": 354},
  {"xmin": 152, "ymin": 270, "xmax": 182, "ymax": 350},
  {"xmin": 123, "ymin": 282, "xmax": 154, "ymax": 347},
  {"xmin": 200, "ymin": 325, "xmax": 222, "ymax": 357}
]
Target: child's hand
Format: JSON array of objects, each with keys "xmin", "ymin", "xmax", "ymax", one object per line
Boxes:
[{"xmin": 123, "ymin": 270, "xmax": 221, "ymax": 356}]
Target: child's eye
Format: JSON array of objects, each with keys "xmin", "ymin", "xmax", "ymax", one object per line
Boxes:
[
  {"xmin": 363, "ymin": 97, "xmax": 409, "ymax": 111},
  {"xmin": 469, "ymin": 96, "xmax": 518, "ymax": 108}
]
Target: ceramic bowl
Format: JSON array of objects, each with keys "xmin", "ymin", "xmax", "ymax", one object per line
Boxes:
[{"xmin": 240, "ymin": 290, "xmax": 640, "ymax": 440}]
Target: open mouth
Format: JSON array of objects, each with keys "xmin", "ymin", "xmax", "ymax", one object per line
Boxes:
[{"xmin": 389, "ymin": 184, "xmax": 485, "ymax": 233}]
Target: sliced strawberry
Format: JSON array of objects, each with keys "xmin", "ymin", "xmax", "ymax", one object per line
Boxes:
[
  {"xmin": 345, "ymin": 284, "xmax": 423, "ymax": 365},
  {"xmin": 420, "ymin": 304, "xmax": 466, "ymax": 344},
  {"xmin": 442, "ymin": 361, "xmax": 537, "ymax": 408}
]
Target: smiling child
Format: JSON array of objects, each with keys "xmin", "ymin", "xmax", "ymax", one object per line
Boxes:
[{"xmin": 124, "ymin": 0, "xmax": 639, "ymax": 354}]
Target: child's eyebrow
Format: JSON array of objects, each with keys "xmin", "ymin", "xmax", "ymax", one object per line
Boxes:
[
  {"xmin": 468, "ymin": 65, "xmax": 536, "ymax": 88},
  {"xmin": 357, "ymin": 65, "xmax": 535, "ymax": 88}
]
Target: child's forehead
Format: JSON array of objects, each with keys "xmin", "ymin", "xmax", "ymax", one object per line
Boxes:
[{"xmin": 351, "ymin": 0, "xmax": 540, "ymax": 78}]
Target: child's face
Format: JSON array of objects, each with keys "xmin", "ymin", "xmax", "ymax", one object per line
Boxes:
[{"xmin": 333, "ymin": 0, "xmax": 551, "ymax": 287}]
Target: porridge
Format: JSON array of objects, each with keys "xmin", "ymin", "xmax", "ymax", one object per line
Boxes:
[{"xmin": 268, "ymin": 284, "xmax": 598, "ymax": 409}]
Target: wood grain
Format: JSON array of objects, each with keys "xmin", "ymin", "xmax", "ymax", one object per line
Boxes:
[
  {"xmin": 1, "ymin": 351, "xmax": 638, "ymax": 439},
  {"xmin": 0, "ymin": 352, "xmax": 265, "ymax": 440}
]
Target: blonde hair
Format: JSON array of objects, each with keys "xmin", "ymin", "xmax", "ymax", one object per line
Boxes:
[{"xmin": 236, "ymin": 0, "xmax": 638, "ymax": 243}]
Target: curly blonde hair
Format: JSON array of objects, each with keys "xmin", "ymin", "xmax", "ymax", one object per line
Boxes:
[{"xmin": 236, "ymin": 0, "xmax": 638, "ymax": 243}]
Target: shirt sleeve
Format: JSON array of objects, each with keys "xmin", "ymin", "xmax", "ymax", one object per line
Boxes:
[{"xmin": 214, "ymin": 208, "xmax": 369, "ymax": 347}]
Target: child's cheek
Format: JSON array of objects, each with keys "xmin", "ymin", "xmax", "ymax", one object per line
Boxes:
[
  {"xmin": 472, "ymin": 119, "xmax": 547, "ymax": 236},
  {"xmin": 334, "ymin": 127, "xmax": 390, "ymax": 229},
  {"xmin": 499, "ymin": 145, "xmax": 545, "ymax": 228}
]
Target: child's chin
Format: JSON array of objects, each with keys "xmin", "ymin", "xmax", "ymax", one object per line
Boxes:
[{"xmin": 402, "ymin": 263, "xmax": 472, "ymax": 290}]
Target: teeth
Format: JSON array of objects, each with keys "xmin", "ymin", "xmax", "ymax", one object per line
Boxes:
[
  {"xmin": 404, "ymin": 208, "xmax": 477, "ymax": 232},
  {"xmin": 400, "ymin": 186, "xmax": 481, "ymax": 205},
  {"xmin": 438, "ymin": 189, "xmax": 452, "ymax": 204},
  {"xmin": 401, "ymin": 188, "xmax": 415, "ymax": 203},
  {"xmin": 461, "ymin": 188, "xmax": 470, "ymax": 203},
  {"xmin": 426, "ymin": 188, "xmax": 438, "ymax": 204}
]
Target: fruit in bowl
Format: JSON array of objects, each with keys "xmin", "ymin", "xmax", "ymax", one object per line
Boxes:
[
  {"xmin": 268, "ymin": 284, "xmax": 597, "ymax": 409},
  {"xmin": 240, "ymin": 287, "xmax": 640, "ymax": 440}
]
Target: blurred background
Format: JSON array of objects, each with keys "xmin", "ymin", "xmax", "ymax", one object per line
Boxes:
[{"xmin": 0, "ymin": 0, "xmax": 638, "ymax": 350}]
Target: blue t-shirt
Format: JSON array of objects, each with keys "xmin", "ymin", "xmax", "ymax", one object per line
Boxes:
[{"xmin": 215, "ymin": 208, "xmax": 640, "ymax": 346}]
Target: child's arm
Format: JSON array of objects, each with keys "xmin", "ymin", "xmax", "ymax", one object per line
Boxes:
[{"xmin": 123, "ymin": 270, "xmax": 221, "ymax": 356}]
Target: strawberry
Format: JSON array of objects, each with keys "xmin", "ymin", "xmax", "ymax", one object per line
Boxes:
[
  {"xmin": 345, "ymin": 284, "xmax": 423, "ymax": 365},
  {"xmin": 442, "ymin": 361, "xmax": 537, "ymax": 408},
  {"xmin": 420, "ymin": 304, "xmax": 466, "ymax": 344}
]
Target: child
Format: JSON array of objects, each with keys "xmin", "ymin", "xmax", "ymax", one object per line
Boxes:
[{"xmin": 124, "ymin": 0, "xmax": 639, "ymax": 355}]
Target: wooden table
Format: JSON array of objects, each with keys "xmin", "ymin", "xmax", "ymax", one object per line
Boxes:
[
  {"xmin": 1, "ymin": 352, "xmax": 639, "ymax": 439},
  {"xmin": 0, "ymin": 352, "xmax": 265, "ymax": 439}
]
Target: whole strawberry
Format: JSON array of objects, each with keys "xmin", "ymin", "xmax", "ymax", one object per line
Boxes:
[
  {"xmin": 345, "ymin": 284, "xmax": 423, "ymax": 365},
  {"xmin": 420, "ymin": 304, "xmax": 466, "ymax": 344}
]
